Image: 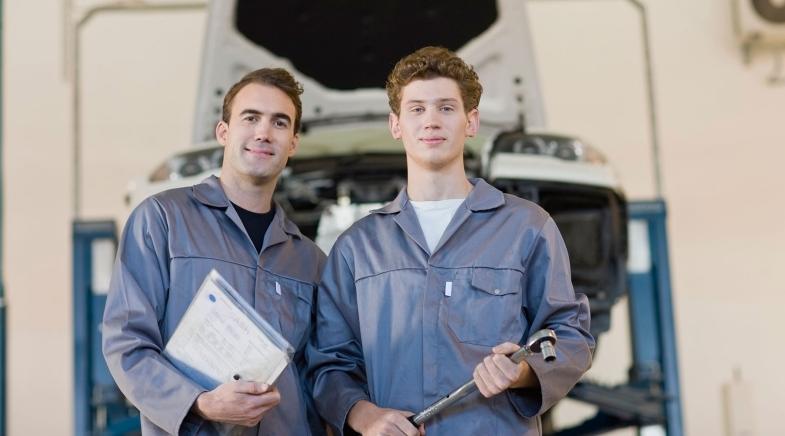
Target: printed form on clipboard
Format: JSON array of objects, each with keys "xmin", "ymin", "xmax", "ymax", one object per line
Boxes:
[{"xmin": 163, "ymin": 269, "xmax": 294, "ymax": 390}]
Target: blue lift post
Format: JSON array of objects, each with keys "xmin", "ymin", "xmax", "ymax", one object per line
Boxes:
[
  {"xmin": 628, "ymin": 200, "xmax": 683, "ymax": 435},
  {"xmin": 73, "ymin": 220, "xmax": 141, "ymax": 436},
  {"xmin": 559, "ymin": 199, "xmax": 683, "ymax": 435}
]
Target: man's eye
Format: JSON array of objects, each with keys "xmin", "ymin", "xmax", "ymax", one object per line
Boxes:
[
  {"xmin": 410, "ymin": 106, "xmax": 424, "ymax": 113},
  {"xmin": 243, "ymin": 115, "xmax": 258, "ymax": 122},
  {"xmin": 440, "ymin": 106, "xmax": 455, "ymax": 112},
  {"xmin": 274, "ymin": 119, "xmax": 289, "ymax": 128}
]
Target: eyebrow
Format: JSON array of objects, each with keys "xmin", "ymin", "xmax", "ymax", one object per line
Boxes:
[
  {"xmin": 404, "ymin": 98, "xmax": 460, "ymax": 105},
  {"xmin": 239, "ymin": 109, "xmax": 292, "ymax": 123}
]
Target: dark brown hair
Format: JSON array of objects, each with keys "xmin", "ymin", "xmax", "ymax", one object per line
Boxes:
[
  {"xmin": 386, "ymin": 46, "xmax": 482, "ymax": 115},
  {"xmin": 222, "ymin": 68, "xmax": 304, "ymax": 132}
]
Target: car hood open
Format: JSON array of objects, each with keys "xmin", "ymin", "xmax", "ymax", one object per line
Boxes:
[{"xmin": 192, "ymin": 0, "xmax": 546, "ymax": 144}]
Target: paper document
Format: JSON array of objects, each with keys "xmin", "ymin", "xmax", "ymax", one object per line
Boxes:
[{"xmin": 163, "ymin": 270, "xmax": 294, "ymax": 390}]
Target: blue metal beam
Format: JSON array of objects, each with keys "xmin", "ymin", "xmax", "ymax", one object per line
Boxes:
[
  {"xmin": 628, "ymin": 200, "xmax": 683, "ymax": 435},
  {"xmin": 73, "ymin": 220, "xmax": 117, "ymax": 436}
]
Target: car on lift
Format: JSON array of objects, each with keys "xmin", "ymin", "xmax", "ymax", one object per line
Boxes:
[{"xmin": 127, "ymin": 124, "xmax": 627, "ymax": 341}]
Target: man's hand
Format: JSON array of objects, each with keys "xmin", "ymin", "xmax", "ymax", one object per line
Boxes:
[
  {"xmin": 192, "ymin": 381, "xmax": 281, "ymax": 427},
  {"xmin": 473, "ymin": 342, "xmax": 540, "ymax": 398},
  {"xmin": 347, "ymin": 400, "xmax": 425, "ymax": 436}
]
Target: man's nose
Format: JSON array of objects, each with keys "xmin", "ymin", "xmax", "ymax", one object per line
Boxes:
[
  {"xmin": 423, "ymin": 108, "xmax": 441, "ymax": 129},
  {"xmin": 254, "ymin": 120, "xmax": 272, "ymax": 141}
]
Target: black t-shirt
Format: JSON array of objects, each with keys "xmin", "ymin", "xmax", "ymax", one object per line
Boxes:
[{"xmin": 232, "ymin": 202, "xmax": 275, "ymax": 253}]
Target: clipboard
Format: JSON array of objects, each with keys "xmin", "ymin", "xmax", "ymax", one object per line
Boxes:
[{"xmin": 163, "ymin": 269, "xmax": 294, "ymax": 390}]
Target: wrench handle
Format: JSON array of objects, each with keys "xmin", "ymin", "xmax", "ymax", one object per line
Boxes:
[{"xmin": 407, "ymin": 329, "xmax": 557, "ymax": 427}]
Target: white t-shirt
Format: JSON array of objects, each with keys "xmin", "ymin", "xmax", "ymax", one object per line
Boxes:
[{"xmin": 410, "ymin": 198, "xmax": 465, "ymax": 252}]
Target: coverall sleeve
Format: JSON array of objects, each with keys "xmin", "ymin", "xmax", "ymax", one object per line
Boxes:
[
  {"xmin": 306, "ymin": 244, "xmax": 370, "ymax": 435},
  {"xmin": 102, "ymin": 198, "xmax": 207, "ymax": 434},
  {"xmin": 507, "ymin": 217, "xmax": 595, "ymax": 417}
]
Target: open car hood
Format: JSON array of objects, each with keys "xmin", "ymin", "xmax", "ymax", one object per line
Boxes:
[{"xmin": 192, "ymin": 0, "xmax": 545, "ymax": 143}]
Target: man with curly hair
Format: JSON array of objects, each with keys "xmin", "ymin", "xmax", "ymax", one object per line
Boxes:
[{"xmin": 308, "ymin": 47, "xmax": 594, "ymax": 435}]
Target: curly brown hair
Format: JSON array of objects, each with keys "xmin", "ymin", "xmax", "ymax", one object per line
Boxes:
[
  {"xmin": 222, "ymin": 68, "xmax": 304, "ymax": 132},
  {"xmin": 385, "ymin": 46, "xmax": 482, "ymax": 116}
]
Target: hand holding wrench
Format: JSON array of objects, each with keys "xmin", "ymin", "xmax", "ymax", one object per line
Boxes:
[{"xmin": 408, "ymin": 329, "xmax": 557, "ymax": 427}]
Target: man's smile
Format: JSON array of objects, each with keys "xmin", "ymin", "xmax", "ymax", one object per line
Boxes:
[
  {"xmin": 419, "ymin": 136, "xmax": 447, "ymax": 145},
  {"xmin": 243, "ymin": 145, "xmax": 275, "ymax": 156}
]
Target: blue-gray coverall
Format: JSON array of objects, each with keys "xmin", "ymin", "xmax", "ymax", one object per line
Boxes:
[
  {"xmin": 102, "ymin": 176, "xmax": 326, "ymax": 435},
  {"xmin": 307, "ymin": 179, "xmax": 594, "ymax": 435}
]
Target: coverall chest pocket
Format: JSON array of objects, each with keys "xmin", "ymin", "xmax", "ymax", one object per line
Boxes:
[
  {"xmin": 445, "ymin": 268, "xmax": 525, "ymax": 346},
  {"xmin": 268, "ymin": 277, "xmax": 314, "ymax": 349}
]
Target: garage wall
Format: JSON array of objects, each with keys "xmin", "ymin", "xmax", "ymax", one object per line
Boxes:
[
  {"xmin": 4, "ymin": 1, "xmax": 77, "ymax": 434},
  {"xmin": 3, "ymin": 0, "xmax": 784, "ymax": 435},
  {"xmin": 529, "ymin": 1, "xmax": 785, "ymax": 435},
  {"xmin": 3, "ymin": 1, "xmax": 207, "ymax": 434}
]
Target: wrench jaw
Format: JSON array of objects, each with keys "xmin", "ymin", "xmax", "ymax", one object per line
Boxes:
[
  {"xmin": 525, "ymin": 329, "xmax": 558, "ymax": 362},
  {"xmin": 540, "ymin": 341, "xmax": 557, "ymax": 362}
]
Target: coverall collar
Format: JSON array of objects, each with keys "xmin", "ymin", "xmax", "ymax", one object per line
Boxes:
[
  {"xmin": 371, "ymin": 177, "xmax": 505, "ymax": 215},
  {"xmin": 192, "ymin": 175, "xmax": 303, "ymax": 243},
  {"xmin": 371, "ymin": 178, "xmax": 505, "ymax": 255}
]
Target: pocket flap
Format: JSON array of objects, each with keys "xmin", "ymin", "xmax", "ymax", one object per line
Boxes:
[
  {"xmin": 275, "ymin": 277, "xmax": 314, "ymax": 305},
  {"xmin": 470, "ymin": 268, "xmax": 523, "ymax": 296},
  {"xmin": 292, "ymin": 281, "xmax": 314, "ymax": 305}
]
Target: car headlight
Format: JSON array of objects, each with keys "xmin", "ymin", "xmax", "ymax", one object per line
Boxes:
[
  {"xmin": 490, "ymin": 132, "xmax": 606, "ymax": 164},
  {"xmin": 149, "ymin": 147, "xmax": 224, "ymax": 182}
]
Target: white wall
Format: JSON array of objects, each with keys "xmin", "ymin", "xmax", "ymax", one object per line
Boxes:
[
  {"xmin": 529, "ymin": 1, "xmax": 785, "ymax": 435},
  {"xmin": 4, "ymin": 1, "xmax": 76, "ymax": 434},
  {"xmin": 3, "ymin": 1, "xmax": 206, "ymax": 434},
  {"xmin": 3, "ymin": 0, "xmax": 784, "ymax": 435}
]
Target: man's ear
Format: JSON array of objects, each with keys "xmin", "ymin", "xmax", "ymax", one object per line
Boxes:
[
  {"xmin": 288, "ymin": 133, "xmax": 299, "ymax": 157},
  {"xmin": 389, "ymin": 112, "xmax": 402, "ymax": 139},
  {"xmin": 215, "ymin": 121, "xmax": 229, "ymax": 146},
  {"xmin": 465, "ymin": 108, "xmax": 479, "ymax": 138}
]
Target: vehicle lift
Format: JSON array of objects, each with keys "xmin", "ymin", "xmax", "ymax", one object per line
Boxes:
[
  {"xmin": 73, "ymin": 221, "xmax": 140, "ymax": 436},
  {"xmin": 556, "ymin": 200, "xmax": 683, "ymax": 435}
]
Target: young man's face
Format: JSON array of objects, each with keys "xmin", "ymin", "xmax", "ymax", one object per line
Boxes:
[
  {"xmin": 389, "ymin": 77, "xmax": 478, "ymax": 172},
  {"xmin": 216, "ymin": 83, "xmax": 299, "ymax": 185}
]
